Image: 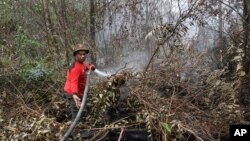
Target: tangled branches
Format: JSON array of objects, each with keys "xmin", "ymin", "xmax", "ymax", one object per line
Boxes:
[{"xmin": 1, "ymin": 48, "xmax": 244, "ymax": 140}]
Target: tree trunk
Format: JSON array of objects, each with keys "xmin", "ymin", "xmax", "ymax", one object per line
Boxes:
[
  {"xmin": 90, "ymin": 0, "xmax": 97, "ymax": 66},
  {"xmin": 240, "ymin": 0, "xmax": 250, "ymax": 120},
  {"xmin": 41, "ymin": 0, "xmax": 59, "ymax": 54},
  {"xmin": 217, "ymin": 1, "xmax": 224, "ymax": 69},
  {"xmin": 60, "ymin": 0, "xmax": 70, "ymax": 67},
  {"xmin": 41, "ymin": 0, "xmax": 52, "ymax": 52}
]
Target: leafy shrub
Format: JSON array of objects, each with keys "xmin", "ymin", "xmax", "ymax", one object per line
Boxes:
[
  {"xmin": 19, "ymin": 62, "xmax": 52, "ymax": 82},
  {"xmin": 16, "ymin": 26, "xmax": 42, "ymax": 59}
]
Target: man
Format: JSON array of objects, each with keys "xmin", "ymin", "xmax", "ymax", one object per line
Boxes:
[{"xmin": 64, "ymin": 43, "xmax": 95, "ymax": 120}]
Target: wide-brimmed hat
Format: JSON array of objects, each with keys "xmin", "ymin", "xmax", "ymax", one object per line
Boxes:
[{"xmin": 73, "ymin": 43, "xmax": 90, "ymax": 56}]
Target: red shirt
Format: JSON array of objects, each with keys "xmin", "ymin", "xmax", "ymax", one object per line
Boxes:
[{"xmin": 64, "ymin": 61, "xmax": 93, "ymax": 97}]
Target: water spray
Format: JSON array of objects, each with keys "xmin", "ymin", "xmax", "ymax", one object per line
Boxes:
[{"xmin": 94, "ymin": 69, "xmax": 111, "ymax": 77}]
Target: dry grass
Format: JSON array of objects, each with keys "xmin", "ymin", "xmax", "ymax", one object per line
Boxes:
[{"xmin": 0, "ymin": 48, "xmax": 244, "ymax": 141}]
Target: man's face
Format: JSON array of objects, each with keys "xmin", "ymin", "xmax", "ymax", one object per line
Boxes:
[{"xmin": 75, "ymin": 51, "xmax": 87, "ymax": 63}]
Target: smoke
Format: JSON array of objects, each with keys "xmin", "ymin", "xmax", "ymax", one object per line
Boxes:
[{"xmin": 102, "ymin": 48, "xmax": 150, "ymax": 74}]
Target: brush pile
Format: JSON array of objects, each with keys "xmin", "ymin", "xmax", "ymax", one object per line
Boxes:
[
  {"xmin": 0, "ymin": 49, "xmax": 244, "ymax": 140},
  {"xmin": 78, "ymin": 48, "xmax": 243, "ymax": 140}
]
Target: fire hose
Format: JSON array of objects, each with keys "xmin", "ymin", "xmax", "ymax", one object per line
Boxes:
[
  {"xmin": 60, "ymin": 69, "xmax": 110, "ymax": 141},
  {"xmin": 60, "ymin": 71, "xmax": 91, "ymax": 141}
]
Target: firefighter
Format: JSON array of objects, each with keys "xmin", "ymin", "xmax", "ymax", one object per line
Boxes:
[{"xmin": 64, "ymin": 43, "xmax": 95, "ymax": 119}]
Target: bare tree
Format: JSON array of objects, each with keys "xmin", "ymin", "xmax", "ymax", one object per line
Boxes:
[
  {"xmin": 90, "ymin": 0, "xmax": 97, "ymax": 66},
  {"xmin": 240, "ymin": 0, "xmax": 250, "ymax": 111},
  {"xmin": 60, "ymin": 0, "xmax": 70, "ymax": 66}
]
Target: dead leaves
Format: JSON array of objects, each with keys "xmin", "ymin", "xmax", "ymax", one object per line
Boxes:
[{"xmin": 2, "ymin": 115, "xmax": 65, "ymax": 140}]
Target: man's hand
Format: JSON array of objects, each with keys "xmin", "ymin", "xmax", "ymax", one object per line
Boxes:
[
  {"xmin": 90, "ymin": 65, "xmax": 95, "ymax": 71},
  {"xmin": 73, "ymin": 94, "xmax": 81, "ymax": 109}
]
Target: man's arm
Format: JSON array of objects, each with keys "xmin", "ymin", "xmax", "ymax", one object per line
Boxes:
[
  {"xmin": 70, "ymin": 66, "xmax": 81, "ymax": 94},
  {"xmin": 69, "ymin": 66, "xmax": 81, "ymax": 108}
]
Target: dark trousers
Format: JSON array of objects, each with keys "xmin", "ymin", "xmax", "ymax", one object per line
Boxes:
[{"xmin": 64, "ymin": 93, "xmax": 86, "ymax": 120}]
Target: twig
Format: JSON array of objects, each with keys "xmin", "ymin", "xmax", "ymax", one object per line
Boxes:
[
  {"xmin": 92, "ymin": 129, "xmax": 109, "ymax": 141},
  {"xmin": 115, "ymin": 62, "xmax": 128, "ymax": 74},
  {"xmin": 132, "ymin": 91, "xmax": 159, "ymax": 111},
  {"xmin": 6, "ymin": 79, "xmax": 40, "ymax": 115},
  {"xmin": 6, "ymin": 79, "xmax": 26, "ymax": 105},
  {"xmin": 144, "ymin": 0, "xmax": 198, "ymax": 72},
  {"xmin": 145, "ymin": 46, "xmax": 160, "ymax": 72},
  {"xmin": 181, "ymin": 125, "xmax": 204, "ymax": 141},
  {"xmin": 118, "ymin": 128, "xmax": 125, "ymax": 141},
  {"xmin": 218, "ymin": 0, "xmax": 243, "ymax": 18},
  {"xmin": 81, "ymin": 123, "xmax": 141, "ymax": 131}
]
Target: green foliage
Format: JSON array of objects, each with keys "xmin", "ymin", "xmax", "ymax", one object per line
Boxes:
[
  {"xmin": 0, "ymin": 0, "xmax": 19, "ymax": 37},
  {"xmin": 19, "ymin": 61, "xmax": 52, "ymax": 82},
  {"xmin": 0, "ymin": 35, "xmax": 6, "ymax": 45},
  {"xmin": 15, "ymin": 26, "xmax": 42, "ymax": 59},
  {"xmin": 16, "ymin": 26, "xmax": 41, "ymax": 48},
  {"xmin": 162, "ymin": 122, "xmax": 172, "ymax": 134},
  {"xmin": 0, "ymin": 0, "xmax": 15, "ymax": 24},
  {"xmin": 0, "ymin": 56, "xmax": 11, "ymax": 68}
]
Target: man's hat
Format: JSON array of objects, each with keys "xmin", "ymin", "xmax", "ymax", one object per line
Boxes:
[{"xmin": 73, "ymin": 43, "xmax": 90, "ymax": 56}]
